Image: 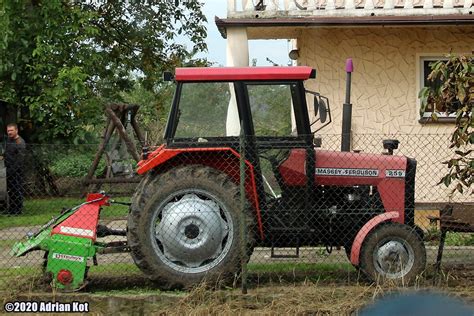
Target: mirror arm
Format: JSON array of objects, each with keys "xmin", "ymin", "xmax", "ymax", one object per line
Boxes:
[{"xmin": 310, "ymin": 118, "xmax": 321, "ymax": 127}]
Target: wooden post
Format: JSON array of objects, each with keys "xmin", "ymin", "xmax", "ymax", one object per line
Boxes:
[
  {"xmin": 105, "ymin": 107, "xmax": 140, "ymax": 162},
  {"xmin": 85, "ymin": 118, "xmax": 115, "ymax": 184},
  {"xmin": 130, "ymin": 108, "xmax": 145, "ymax": 145}
]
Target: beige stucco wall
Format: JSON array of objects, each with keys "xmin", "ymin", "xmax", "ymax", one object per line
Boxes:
[
  {"xmin": 298, "ymin": 26, "xmax": 473, "ymax": 135},
  {"xmin": 297, "ymin": 26, "xmax": 474, "ymax": 203}
]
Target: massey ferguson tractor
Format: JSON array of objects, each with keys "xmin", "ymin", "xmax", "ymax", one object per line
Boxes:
[
  {"xmin": 12, "ymin": 65, "xmax": 426, "ymax": 290},
  {"xmin": 127, "ymin": 66, "xmax": 426, "ymax": 288}
]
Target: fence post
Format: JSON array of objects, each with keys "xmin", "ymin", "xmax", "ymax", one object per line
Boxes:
[{"xmin": 239, "ymin": 123, "xmax": 248, "ymax": 294}]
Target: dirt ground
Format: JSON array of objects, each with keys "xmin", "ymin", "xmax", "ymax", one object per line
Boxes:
[{"xmin": 2, "ymin": 265, "xmax": 474, "ymax": 315}]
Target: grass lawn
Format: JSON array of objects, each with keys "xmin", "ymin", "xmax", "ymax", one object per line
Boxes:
[
  {"xmin": 0, "ymin": 261, "xmax": 357, "ymax": 294},
  {"xmin": 0, "ymin": 197, "xmax": 130, "ymax": 229},
  {"xmin": 248, "ymin": 262, "xmax": 354, "ymax": 273},
  {"xmin": 88, "ymin": 263, "xmax": 141, "ymax": 277},
  {"xmin": 0, "ymin": 266, "xmax": 43, "ymax": 292},
  {"xmin": 1, "ymin": 261, "xmax": 474, "ymax": 315}
]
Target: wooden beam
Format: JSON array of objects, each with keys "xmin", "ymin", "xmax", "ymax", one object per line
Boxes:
[{"xmin": 105, "ymin": 107, "xmax": 140, "ymax": 162}]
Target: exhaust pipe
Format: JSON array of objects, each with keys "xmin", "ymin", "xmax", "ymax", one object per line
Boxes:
[{"xmin": 341, "ymin": 58, "xmax": 353, "ymax": 152}]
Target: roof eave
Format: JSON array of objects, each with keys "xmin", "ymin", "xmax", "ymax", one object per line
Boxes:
[{"xmin": 215, "ymin": 15, "xmax": 474, "ymax": 38}]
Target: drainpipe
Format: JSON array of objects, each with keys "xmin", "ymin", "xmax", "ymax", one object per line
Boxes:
[{"xmin": 341, "ymin": 58, "xmax": 353, "ymax": 152}]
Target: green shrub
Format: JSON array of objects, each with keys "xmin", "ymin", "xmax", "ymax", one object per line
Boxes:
[
  {"xmin": 424, "ymin": 228, "xmax": 474, "ymax": 246},
  {"xmin": 445, "ymin": 232, "xmax": 474, "ymax": 247},
  {"xmin": 50, "ymin": 153, "xmax": 105, "ymax": 177}
]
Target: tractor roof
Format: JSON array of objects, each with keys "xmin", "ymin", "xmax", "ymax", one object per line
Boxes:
[{"xmin": 174, "ymin": 66, "xmax": 315, "ymax": 82}]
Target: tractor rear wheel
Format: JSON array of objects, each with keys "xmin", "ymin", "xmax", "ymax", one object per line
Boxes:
[
  {"xmin": 359, "ymin": 223, "xmax": 426, "ymax": 284},
  {"xmin": 128, "ymin": 165, "xmax": 255, "ymax": 289}
]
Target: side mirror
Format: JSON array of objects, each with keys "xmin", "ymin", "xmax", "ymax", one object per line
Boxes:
[
  {"xmin": 163, "ymin": 72, "xmax": 174, "ymax": 81},
  {"xmin": 319, "ymin": 98, "xmax": 328, "ymax": 124},
  {"xmin": 307, "ymin": 89, "xmax": 332, "ymax": 133},
  {"xmin": 313, "ymin": 95, "xmax": 328, "ymax": 123},
  {"xmin": 313, "ymin": 96, "xmax": 319, "ymax": 117}
]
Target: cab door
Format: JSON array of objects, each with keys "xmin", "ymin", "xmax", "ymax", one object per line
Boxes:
[{"xmin": 239, "ymin": 81, "xmax": 314, "ymax": 246}]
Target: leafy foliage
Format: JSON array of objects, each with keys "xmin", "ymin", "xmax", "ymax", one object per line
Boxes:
[
  {"xmin": 50, "ymin": 152, "xmax": 105, "ymax": 178},
  {"xmin": 424, "ymin": 227, "xmax": 474, "ymax": 246},
  {"xmin": 419, "ymin": 54, "xmax": 473, "ymax": 195},
  {"xmin": 0, "ymin": 1, "xmax": 207, "ymax": 143}
]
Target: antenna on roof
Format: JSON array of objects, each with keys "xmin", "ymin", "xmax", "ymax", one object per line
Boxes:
[{"xmin": 266, "ymin": 57, "xmax": 279, "ymax": 67}]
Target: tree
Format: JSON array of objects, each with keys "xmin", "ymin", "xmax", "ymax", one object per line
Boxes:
[
  {"xmin": 419, "ymin": 54, "xmax": 473, "ymax": 195},
  {"xmin": 0, "ymin": 0, "xmax": 207, "ymax": 143},
  {"xmin": 120, "ymin": 80, "xmax": 175, "ymax": 144}
]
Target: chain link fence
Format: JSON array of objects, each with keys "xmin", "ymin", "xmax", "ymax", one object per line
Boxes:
[{"xmin": 0, "ymin": 133, "xmax": 472, "ymax": 293}]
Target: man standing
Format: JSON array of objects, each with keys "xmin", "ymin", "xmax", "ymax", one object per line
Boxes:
[{"xmin": 5, "ymin": 123, "xmax": 26, "ymax": 215}]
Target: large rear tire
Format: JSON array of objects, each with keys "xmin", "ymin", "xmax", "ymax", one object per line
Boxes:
[
  {"xmin": 359, "ymin": 223, "xmax": 426, "ymax": 284},
  {"xmin": 128, "ymin": 165, "xmax": 255, "ymax": 289}
]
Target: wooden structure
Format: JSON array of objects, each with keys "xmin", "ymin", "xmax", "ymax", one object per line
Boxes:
[
  {"xmin": 429, "ymin": 204, "xmax": 474, "ymax": 272},
  {"xmin": 83, "ymin": 104, "xmax": 144, "ymax": 191}
]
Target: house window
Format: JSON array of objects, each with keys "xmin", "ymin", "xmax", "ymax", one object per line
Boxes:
[{"xmin": 419, "ymin": 56, "xmax": 453, "ymax": 121}]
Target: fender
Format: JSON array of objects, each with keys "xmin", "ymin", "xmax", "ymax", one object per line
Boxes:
[
  {"xmin": 136, "ymin": 146, "xmax": 264, "ymax": 239},
  {"xmin": 51, "ymin": 193, "xmax": 110, "ymax": 242},
  {"xmin": 350, "ymin": 211, "xmax": 399, "ymax": 266}
]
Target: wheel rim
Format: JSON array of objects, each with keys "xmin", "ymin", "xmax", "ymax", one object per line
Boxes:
[
  {"xmin": 372, "ymin": 237, "xmax": 415, "ymax": 279},
  {"xmin": 151, "ymin": 189, "xmax": 234, "ymax": 274}
]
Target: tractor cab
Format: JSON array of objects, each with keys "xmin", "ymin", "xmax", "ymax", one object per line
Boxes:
[
  {"xmin": 162, "ymin": 66, "xmax": 324, "ymax": 145},
  {"xmin": 159, "ymin": 66, "xmax": 325, "ymax": 211}
]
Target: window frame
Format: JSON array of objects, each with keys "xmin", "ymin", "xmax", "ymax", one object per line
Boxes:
[
  {"xmin": 417, "ymin": 55, "xmax": 455, "ymax": 123},
  {"xmin": 243, "ymin": 81, "xmax": 303, "ymax": 138},
  {"xmin": 168, "ymin": 81, "xmax": 235, "ymax": 139}
]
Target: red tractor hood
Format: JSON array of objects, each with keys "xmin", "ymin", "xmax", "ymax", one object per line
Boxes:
[{"xmin": 280, "ymin": 149, "xmax": 407, "ymax": 186}]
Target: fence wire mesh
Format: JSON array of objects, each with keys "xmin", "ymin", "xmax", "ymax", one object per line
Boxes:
[{"xmin": 0, "ymin": 134, "xmax": 472, "ymax": 293}]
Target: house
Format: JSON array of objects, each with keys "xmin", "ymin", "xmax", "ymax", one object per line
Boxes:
[{"xmin": 215, "ymin": 0, "xmax": 473, "ymax": 212}]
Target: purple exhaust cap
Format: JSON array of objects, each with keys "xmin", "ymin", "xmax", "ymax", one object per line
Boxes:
[{"xmin": 345, "ymin": 58, "xmax": 353, "ymax": 73}]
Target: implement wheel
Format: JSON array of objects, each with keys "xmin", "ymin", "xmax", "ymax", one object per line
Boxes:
[
  {"xmin": 359, "ymin": 223, "xmax": 426, "ymax": 284},
  {"xmin": 128, "ymin": 165, "xmax": 255, "ymax": 289}
]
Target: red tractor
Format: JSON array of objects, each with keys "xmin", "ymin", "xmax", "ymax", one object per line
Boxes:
[{"xmin": 128, "ymin": 66, "xmax": 426, "ymax": 288}]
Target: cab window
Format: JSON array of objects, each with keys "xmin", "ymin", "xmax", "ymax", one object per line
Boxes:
[
  {"xmin": 174, "ymin": 82, "xmax": 232, "ymax": 138},
  {"xmin": 246, "ymin": 83, "xmax": 296, "ymax": 137}
]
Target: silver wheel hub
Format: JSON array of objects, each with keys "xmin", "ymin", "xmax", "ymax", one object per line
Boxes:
[
  {"xmin": 373, "ymin": 239, "xmax": 414, "ymax": 279},
  {"xmin": 156, "ymin": 194, "xmax": 230, "ymax": 269}
]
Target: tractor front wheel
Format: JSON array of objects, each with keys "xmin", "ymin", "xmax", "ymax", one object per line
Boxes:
[
  {"xmin": 128, "ymin": 165, "xmax": 255, "ymax": 289},
  {"xmin": 359, "ymin": 223, "xmax": 426, "ymax": 284}
]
